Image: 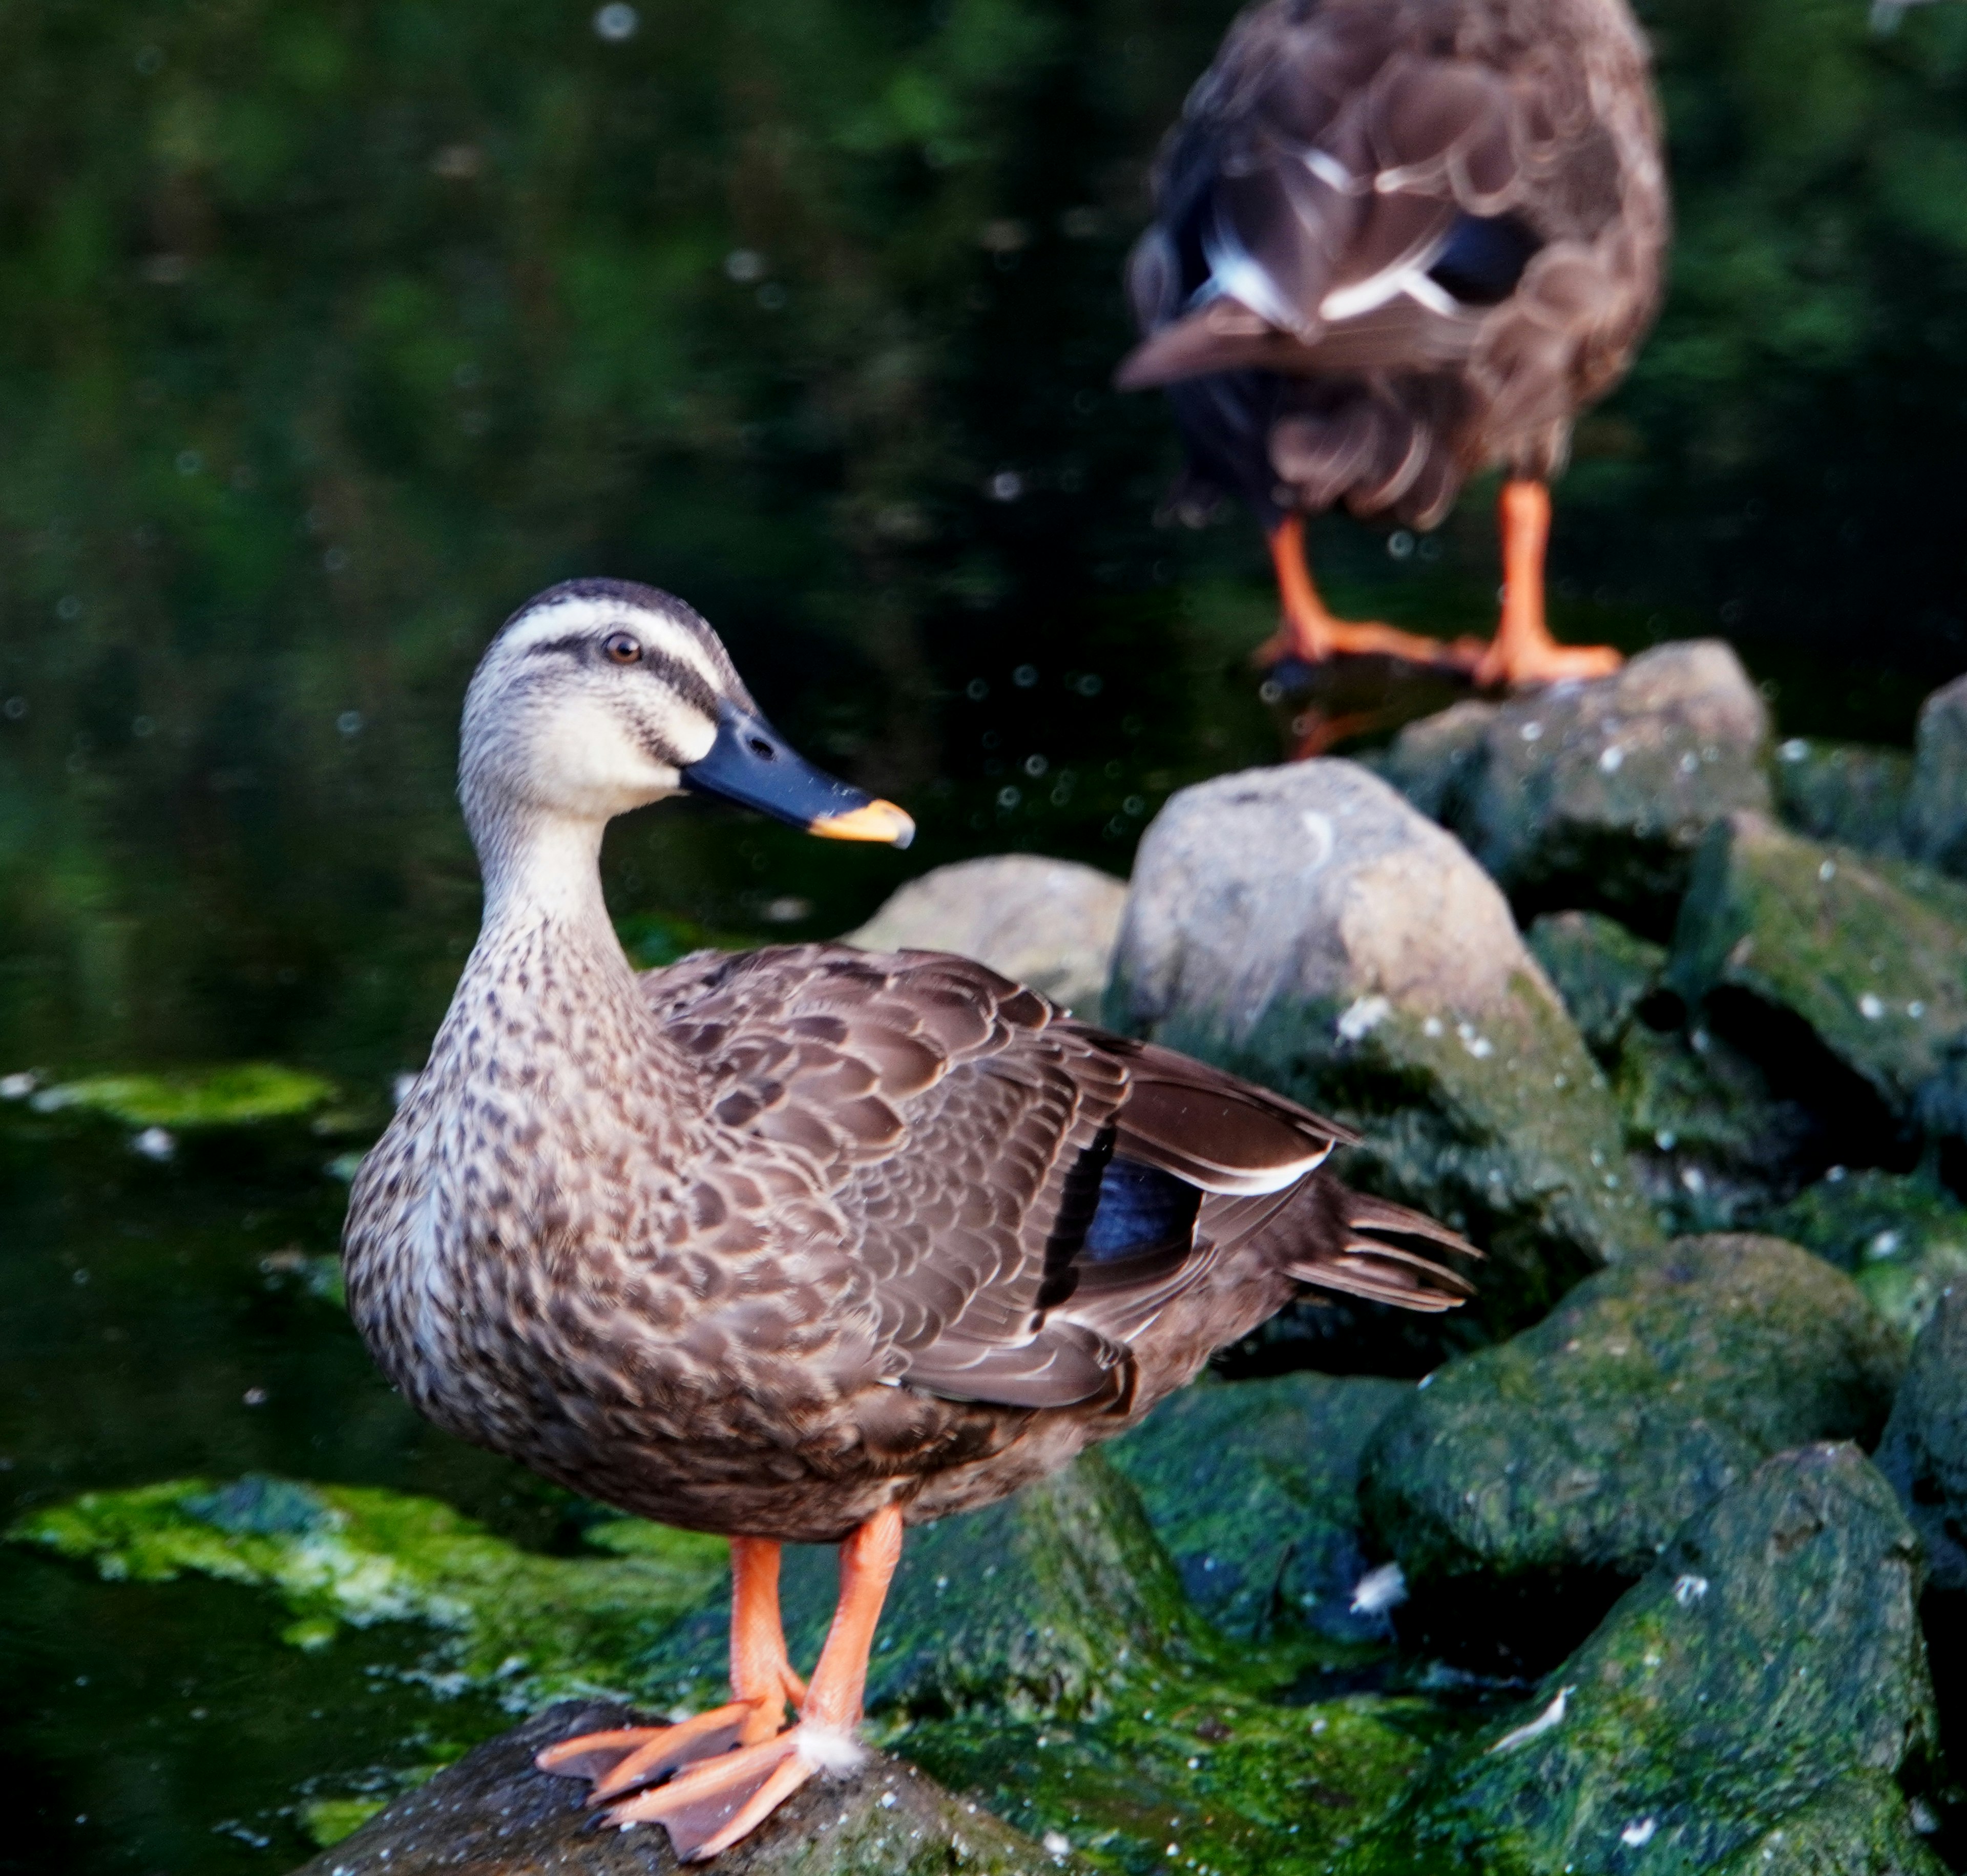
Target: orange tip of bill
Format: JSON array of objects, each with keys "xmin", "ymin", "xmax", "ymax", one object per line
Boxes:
[{"xmin": 810, "ymin": 799, "xmax": 915, "ymax": 848}]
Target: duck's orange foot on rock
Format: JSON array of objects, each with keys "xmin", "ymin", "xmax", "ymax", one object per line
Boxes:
[
  {"xmin": 601, "ymin": 1722, "xmax": 864, "ymax": 1860},
  {"xmin": 536, "ymin": 1699, "xmax": 773, "ymax": 1799}
]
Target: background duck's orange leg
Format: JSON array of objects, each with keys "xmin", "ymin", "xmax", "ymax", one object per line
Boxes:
[
  {"xmin": 535, "ymin": 1534, "xmax": 803, "ymax": 1799},
  {"xmin": 1252, "ymin": 515, "xmax": 1482, "ymax": 671},
  {"xmin": 1473, "ymin": 480, "xmax": 1623, "ymax": 687},
  {"xmin": 601, "ymin": 1506, "xmax": 906, "ymax": 1861}
]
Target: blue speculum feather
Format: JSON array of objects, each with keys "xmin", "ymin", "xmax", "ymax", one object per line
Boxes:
[
  {"xmin": 1082, "ymin": 1157, "xmax": 1203, "ymax": 1262},
  {"xmin": 1427, "ymin": 212, "xmax": 1541, "ymax": 306}
]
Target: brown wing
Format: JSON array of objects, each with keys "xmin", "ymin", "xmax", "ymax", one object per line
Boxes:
[{"xmin": 641, "ymin": 944, "xmax": 1471, "ymax": 1413}]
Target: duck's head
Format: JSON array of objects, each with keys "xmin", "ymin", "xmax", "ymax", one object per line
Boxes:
[{"xmin": 460, "ymin": 578, "xmax": 913, "ymax": 849}]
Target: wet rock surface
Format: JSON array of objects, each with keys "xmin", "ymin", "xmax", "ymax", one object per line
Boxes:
[
  {"xmin": 289, "ymin": 1701, "xmax": 1069, "ymax": 1875},
  {"xmin": 1669, "ymin": 811, "xmax": 1967, "ymax": 1125},
  {"xmin": 1877, "ymin": 1284, "xmax": 1967, "ymax": 1593},
  {"xmin": 1905, "ymin": 672, "xmax": 1967, "ymax": 877},
  {"xmin": 1774, "ymin": 735, "xmax": 1914, "ymax": 858},
  {"xmin": 1360, "ymin": 1236, "xmax": 1906, "ymax": 1665},
  {"xmin": 845, "ymin": 854, "xmax": 1126, "ymax": 1017},
  {"xmin": 1380, "ymin": 1443, "xmax": 1938, "ymax": 1875},
  {"xmin": 1111, "ymin": 759, "xmax": 1657, "ymax": 1345},
  {"xmin": 1105, "ymin": 1372, "xmax": 1410, "ymax": 1643},
  {"xmin": 1383, "ymin": 640, "xmax": 1772, "ymax": 924},
  {"xmin": 1770, "ymin": 1169, "xmax": 1967, "ymax": 1339},
  {"xmin": 1525, "ymin": 910, "xmax": 1669, "ymax": 1059}
]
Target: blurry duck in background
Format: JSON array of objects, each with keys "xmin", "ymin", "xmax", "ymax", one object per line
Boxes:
[
  {"xmin": 1118, "ymin": 0, "xmax": 1668, "ymax": 689},
  {"xmin": 343, "ymin": 578, "xmax": 1477, "ymax": 1860}
]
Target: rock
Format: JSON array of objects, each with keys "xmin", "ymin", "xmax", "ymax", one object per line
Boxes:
[
  {"xmin": 1372, "ymin": 698, "xmax": 1498, "ymax": 824},
  {"xmin": 1769, "ymin": 1169, "xmax": 1967, "ymax": 1340},
  {"xmin": 1612, "ymin": 1019, "xmax": 1825, "ymax": 1235},
  {"xmin": 1773, "ymin": 736, "xmax": 1913, "ymax": 859},
  {"xmin": 1905, "ymin": 672, "xmax": 1967, "ymax": 876},
  {"xmin": 1360, "ymin": 1236, "xmax": 1906, "ymax": 1666},
  {"xmin": 1876, "ymin": 1283, "xmax": 1967, "ymax": 1592},
  {"xmin": 1104, "ymin": 1372, "xmax": 1411, "ymax": 1642},
  {"xmin": 288, "ymin": 1700, "xmax": 1070, "ymax": 1875},
  {"xmin": 1706, "ymin": 1773, "xmax": 1949, "ymax": 1876},
  {"xmin": 1108, "ymin": 759, "xmax": 1658, "ymax": 1342},
  {"xmin": 1445, "ymin": 640, "xmax": 1771, "ymax": 924},
  {"xmin": 845, "ymin": 856, "xmax": 1127, "ymax": 1016},
  {"xmin": 1384, "ymin": 1443, "xmax": 1938, "ymax": 1874},
  {"xmin": 1524, "ymin": 910, "xmax": 1668, "ymax": 1058},
  {"xmin": 1668, "ymin": 811, "xmax": 1967, "ymax": 1128}
]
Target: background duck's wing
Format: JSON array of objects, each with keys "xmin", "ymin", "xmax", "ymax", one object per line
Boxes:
[{"xmin": 642, "ymin": 945, "xmax": 1471, "ymax": 1413}]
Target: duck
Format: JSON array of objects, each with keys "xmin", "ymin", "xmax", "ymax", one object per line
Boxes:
[
  {"xmin": 341, "ymin": 576, "xmax": 1477, "ymax": 1861},
  {"xmin": 1117, "ymin": 0, "xmax": 1669, "ymax": 689}
]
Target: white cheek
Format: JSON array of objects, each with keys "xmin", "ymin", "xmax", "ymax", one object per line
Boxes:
[{"xmin": 527, "ymin": 698, "xmax": 678, "ymax": 814}]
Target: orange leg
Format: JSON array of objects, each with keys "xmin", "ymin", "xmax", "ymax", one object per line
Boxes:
[
  {"xmin": 1472, "ymin": 480, "xmax": 1623, "ymax": 688},
  {"xmin": 1251, "ymin": 514, "xmax": 1483, "ymax": 672},
  {"xmin": 535, "ymin": 1535, "xmax": 805, "ymax": 1800},
  {"xmin": 541, "ymin": 1508, "xmax": 906, "ymax": 1863}
]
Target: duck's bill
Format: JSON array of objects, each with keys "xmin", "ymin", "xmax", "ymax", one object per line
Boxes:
[{"xmin": 680, "ymin": 703, "xmax": 914, "ymax": 848}]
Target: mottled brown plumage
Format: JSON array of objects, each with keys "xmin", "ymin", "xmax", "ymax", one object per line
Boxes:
[
  {"xmin": 1119, "ymin": 0, "xmax": 1668, "ymax": 685},
  {"xmin": 342, "ymin": 578, "xmax": 1476, "ymax": 1857}
]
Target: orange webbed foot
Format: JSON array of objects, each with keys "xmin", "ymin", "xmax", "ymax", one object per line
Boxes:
[
  {"xmin": 535, "ymin": 1698, "xmax": 777, "ymax": 1800},
  {"xmin": 1472, "ymin": 635, "xmax": 1623, "ymax": 690}
]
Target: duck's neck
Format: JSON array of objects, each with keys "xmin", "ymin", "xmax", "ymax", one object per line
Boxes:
[{"xmin": 474, "ymin": 803, "xmax": 616, "ymax": 940}]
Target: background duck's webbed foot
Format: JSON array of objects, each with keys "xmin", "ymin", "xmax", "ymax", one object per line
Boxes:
[
  {"xmin": 1474, "ymin": 479, "xmax": 1623, "ymax": 690},
  {"xmin": 1258, "ymin": 516, "xmax": 1481, "ymax": 671}
]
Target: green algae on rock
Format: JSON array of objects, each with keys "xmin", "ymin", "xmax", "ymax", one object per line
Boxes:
[
  {"xmin": 1706, "ymin": 1773, "xmax": 1949, "ymax": 1876},
  {"xmin": 1105, "ymin": 1372, "xmax": 1411, "ymax": 1642},
  {"xmin": 1769, "ymin": 1168, "xmax": 1967, "ymax": 1340},
  {"xmin": 1111, "ymin": 760, "xmax": 1659, "ymax": 1344},
  {"xmin": 295, "ymin": 1701, "xmax": 1077, "ymax": 1876},
  {"xmin": 8, "ymin": 1475, "xmax": 726, "ymax": 1711},
  {"xmin": 1368, "ymin": 1444, "xmax": 1937, "ymax": 1876},
  {"xmin": 1876, "ymin": 1283, "xmax": 1967, "ymax": 1593},
  {"xmin": 1669, "ymin": 812, "xmax": 1967, "ymax": 1119},
  {"xmin": 1773, "ymin": 736, "xmax": 1914, "ymax": 860},
  {"xmin": 23, "ymin": 1062, "xmax": 340, "ymax": 1130},
  {"xmin": 1360, "ymin": 1237, "xmax": 1906, "ymax": 1620},
  {"xmin": 1524, "ymin": 911, "xmax": 1668, "ymax": 1059}
]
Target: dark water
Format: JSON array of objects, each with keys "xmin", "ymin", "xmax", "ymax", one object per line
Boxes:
[{"xmin": 4, "ymin": 0, "xmax": 1967, "ymax": 1868}]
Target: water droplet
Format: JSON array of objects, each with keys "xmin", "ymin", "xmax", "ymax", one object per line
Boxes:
[{"xmin": 593, "ymin": 3, "xmax": 638, "ymax": 39}]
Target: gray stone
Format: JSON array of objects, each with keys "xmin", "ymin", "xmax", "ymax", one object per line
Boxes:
[
  {"xmin": 1361, "ymin": 1237, "xmax": 1906, "ymax": 1615},
  {"xmin": 1525, "ymin": 910, "xmax": 1667, "ymax": 1058},
  {"xmin": 1108, "ymin": 759, "xmax": 1659, "ymax": 1336},
  {"xmin": 1707, "ymin": 1774, "xmax": 1949, "ymax": 1876},
  {"xmin": 1374, "ymin": 698, "xmax": 1499, "ymax": 824},
  {"xmin": 847, "ymin": 855, "xmax": 1127, "ymax": 1016},
  {"xmin": 1905, "ymin": 672, "xmax": 1967, "ymax": 876},
  {"xmin": 1769, "ymin": 1170, "xmax": 1967, "ymax": 1341},
  {"xmin": 290, "ymin": 1700, "xmax": 1070, "ymax": 1875},
  {"xmin": 1386, "ymin": 1443, "xmax": 1938, "ymax": 1874},
  {"xmin": 1668, "ymin": 811, "xmax": 1967, "ymax": 1121},
  {"xmin": 1876, "ymin": 1282, "xmax": 1967, "ymax": 1592},
  {"xmin": 1104, "ymin": 1372, "xmax": 1411, "ymax": 1642},
  {"xmin": 1773, "ymin": 735, "xmax": 1913, "ymax": 859},
  {"xmin": 1458, "ymin": 639, "xmax": 1773, "ymax": 919}
]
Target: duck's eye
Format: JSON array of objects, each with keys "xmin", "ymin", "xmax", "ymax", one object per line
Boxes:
[{"xmin": 603, "ymin": 632, "xmax": 642, "ymax": 665}]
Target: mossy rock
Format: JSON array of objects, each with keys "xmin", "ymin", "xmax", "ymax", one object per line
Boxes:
[
  {"xmin": 1669, "ymin": 812, "xmax": 1967, "ymax": 1121},
  {"xmin": 292, "ymin": 1700, "xmax": 1075, "ymax": 1875},
  {"xmin": 1707, "ymin": 1772, "xmax": 1949, "ymax": 1876},
  {"xmin": 1105, "ymin": 1372, "xmax": 1411, "ymax": 1641},
  {"xmin": 25, "ymin": 1062, "xmax": 339, "ymax": 1129},
  {"xmin": 1112, "ymin": 760, "xmax": 1661, "ymax": 1346},
  {"xmin": 8, "ymin": 1474, "xmax": 727, "ymax": 1710},
  {"xmin": 1524, "ymin": 911, "xmax": 1668, "ymax": 1059},
  {"xmin": 1876, "ymin": 1283, "xmax": 1967, "ymax": 1593},
  {"xmin": 1768, "ymin": 1168, "xmax": 1967, "ymax": 1339},
  {"xmin": 1773, "ymin": 737, "xmax": 1913, "ymax": 860},
  {"xmin": 1359, "ymin": 1237, "xmax": 1906, "ymax": 1660},
  {"xmin": 1363, "ymin": 1444, "xmax": 1937, "ymax": 1874}
]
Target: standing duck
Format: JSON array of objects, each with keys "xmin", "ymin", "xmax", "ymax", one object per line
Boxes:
[
  {"xmin": 342, "ymin": 578, "xmax": 1476, "ymax": 1861},
  {"xmin": 1118, "ymin": 0, "xmax": 1668, "ymax": 687}
]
